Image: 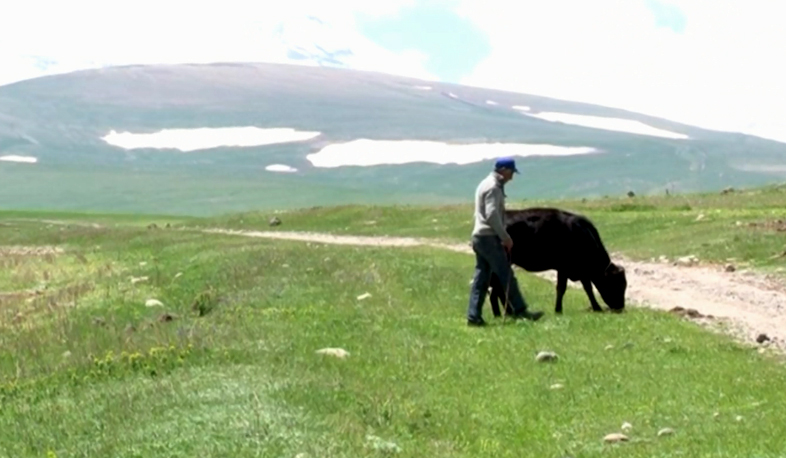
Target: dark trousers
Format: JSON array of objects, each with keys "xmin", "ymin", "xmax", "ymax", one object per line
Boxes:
[{"xmin": 467, "ymin": 234, "xmax": 528, "ymax": 321}]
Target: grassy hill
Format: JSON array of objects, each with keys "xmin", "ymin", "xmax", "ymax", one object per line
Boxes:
[
  {"xmin": 2, "ymin": 187, "xmax": 786, "ymax": 457},
  {"xmin": 1, "ymin": 62, "xmax": 786, "ymax": 216}
]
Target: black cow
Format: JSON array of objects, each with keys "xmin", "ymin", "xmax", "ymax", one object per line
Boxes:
[{"xmin": 488, "ymin": 207, "xmax": 627, "ymax": 315}]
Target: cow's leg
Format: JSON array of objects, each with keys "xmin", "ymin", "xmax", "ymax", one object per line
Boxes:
[
  {"xmin": 555, "ymin": 271, "xmax": 568, "ymax": 314},
  {"xmin": 581, "ymin": 278, "xmax": 604, "ymax": 312}
]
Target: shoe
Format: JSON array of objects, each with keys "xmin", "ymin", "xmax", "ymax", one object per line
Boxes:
[
  {"xmin": 511, "ymin": 309, "xmax": 544, "ymax": 322},
  {"xmin": 467, "ymin": 317, "xmax": 487, "ymax": 327}
]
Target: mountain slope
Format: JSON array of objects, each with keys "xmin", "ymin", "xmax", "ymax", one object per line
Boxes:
[{"xmin": 0, "ymin": 62, "xmax": 784, "ymax": 216}]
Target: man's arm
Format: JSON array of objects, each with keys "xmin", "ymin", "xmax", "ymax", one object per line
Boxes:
[{"xmin": 484, "ymin": 187, "xmax": 511, "ymax": 242}]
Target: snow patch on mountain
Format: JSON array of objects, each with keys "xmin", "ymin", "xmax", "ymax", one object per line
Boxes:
[
  {"xmin": 521, "ymin": 112, "xmax": 689, "ymax": 139},
  {"xmin": 102, "ymin": 127, "xmax": 321, "ymax": 152},
  {"xmin": 306, "ymin": 139, "xmax": 600, "ymax": 168},
  {"xmin": 0, "ymin": 155, "xmax": 38, "ymax": 163}
]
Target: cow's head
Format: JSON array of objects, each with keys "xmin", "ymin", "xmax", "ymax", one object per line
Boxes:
[{"xmin": 595, "ymin": 262, "xmax": 627, "ymax": 311}]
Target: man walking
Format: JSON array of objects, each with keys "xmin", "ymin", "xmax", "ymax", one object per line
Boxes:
[{"xmin": 466, "ymin": 157, "xmax": 544, "ymax": 326}]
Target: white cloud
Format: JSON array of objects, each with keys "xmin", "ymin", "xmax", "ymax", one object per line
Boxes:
[
  {"xmin": 456, "ymin": 0, "xmax": 786, "ymax": 142},
  {"xmin": 0, "ymin": 0, "xmax": 433, "ymax": 86},
  {"xmin": 3, "ymin": 0, "xmax": 782, "ymax": 145}
]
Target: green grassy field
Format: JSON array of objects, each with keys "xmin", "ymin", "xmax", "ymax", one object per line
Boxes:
[
  {"xmin": 199, "ymin": 182, "xmax": 786, "ymax": 272},
  {"xmin": 1, "ymin": 184, "xmax": 786, "ymax": 457}
]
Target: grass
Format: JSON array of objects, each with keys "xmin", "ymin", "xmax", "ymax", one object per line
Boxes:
[{"xmin": 2, "ymin": 185, "xmax": 786, "ymax": 456}]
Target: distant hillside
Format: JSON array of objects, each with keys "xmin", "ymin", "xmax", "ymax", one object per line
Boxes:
[{"xmin": 1, "ymin": 62, "xmax": 784, "ymax": 216}]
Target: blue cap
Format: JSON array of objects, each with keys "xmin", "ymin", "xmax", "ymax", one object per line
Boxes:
[{"xmin": 494, "ymin": 156, "xmax": 519, "ymax": 173}]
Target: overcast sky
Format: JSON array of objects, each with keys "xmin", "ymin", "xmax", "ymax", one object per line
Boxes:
[{"xmin": 1, "ymin": 0, "xmax": 784, "ymax": 142}]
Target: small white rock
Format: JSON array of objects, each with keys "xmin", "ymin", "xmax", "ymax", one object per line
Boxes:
[
  {"xmin": 621, "ymin": 422, "xmax": 632, "ymax": 432},
  {"xmin": 535, "ymin": 351, "xmax": 558, "ymax": 362},
  {"xmin": 550, "ymin": 383, "xmax": 564, "ymax": 390},
  {"xmin": 316, "ymin": 347, "xmax": 350, "ymax": 358},
  {"xmin": 674, "ymin": 255, "xmax": 699, "ymax": 266},
  {"xmin": 603, "ymin": 433, "xmax": 629, "ymax": 443},
  {"xmin": 657, "ymin": 427, "xmax": 675, "ymax": 437},
  {"xmin": 145, "ymin": 299, "xmax": 163, "ymax": 307},
  {"xmin": 357, "ymin": 292, "xmax": 372, "ymax": 300}
]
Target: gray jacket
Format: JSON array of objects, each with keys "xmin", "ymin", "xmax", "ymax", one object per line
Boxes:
[{"xmin": 471, "ymin": 172, "xmax": 511, "ymax": 242}]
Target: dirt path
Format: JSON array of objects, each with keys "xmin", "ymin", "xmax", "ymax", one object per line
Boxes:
[{"xmin": 204, "ymin": 228, "xmax": 786, "ymax": 354}]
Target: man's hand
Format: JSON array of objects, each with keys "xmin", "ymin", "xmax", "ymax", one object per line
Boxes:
[{"xmin": 502, "ymin": 238, "xmax": 513, "ymax": 252}]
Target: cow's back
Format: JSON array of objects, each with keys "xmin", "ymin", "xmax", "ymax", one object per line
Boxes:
[{"xmin": 505, "ymin": 207, "xmax": 610, "ymax": 279}]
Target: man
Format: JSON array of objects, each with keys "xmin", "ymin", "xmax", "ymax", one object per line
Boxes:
[{"xmin": 466, "ymin": 157, "xmax": 544, "ymax": 326}]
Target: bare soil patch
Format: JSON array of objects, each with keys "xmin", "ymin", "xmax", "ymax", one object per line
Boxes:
[
  {"xmin": 0, "ymin": 245, "xmax": 64, "ymax": 257},
  {"xmin": 746, "ymin": 219, "xmax": 786, "ymax": 232}
]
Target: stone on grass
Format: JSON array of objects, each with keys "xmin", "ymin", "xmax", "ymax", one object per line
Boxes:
[
  {"xmin": 657, "ymin": 427, "xmax": 675, "ymax": 437},
  {"xmin": 621, "ymin": 422, "xmax": 632, "ymax": 432},
  {"xmin": 316, "ymin": 347, "xmax": 350, "ymax": 358},
  {"xmin": 674, "ymin": 255, "xmax": 699, "ymax": 267},
  {"xmin": 145, "ymin": 299, "xmax": 163, "ymax": 307},
  {"xmin": 357, "ymin": 292, "xmax": 372, "ymax": 300},
  {"xmin": 603, "ymin": 433, "xmax": 629, "ymax": 443},
  {"xmin": 365, "ymin": 434, "xmax": 401, "ymax": 454},
  {"xmin": 536, "ymin": 351, "xmax": 558, "ymax": 362}
]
